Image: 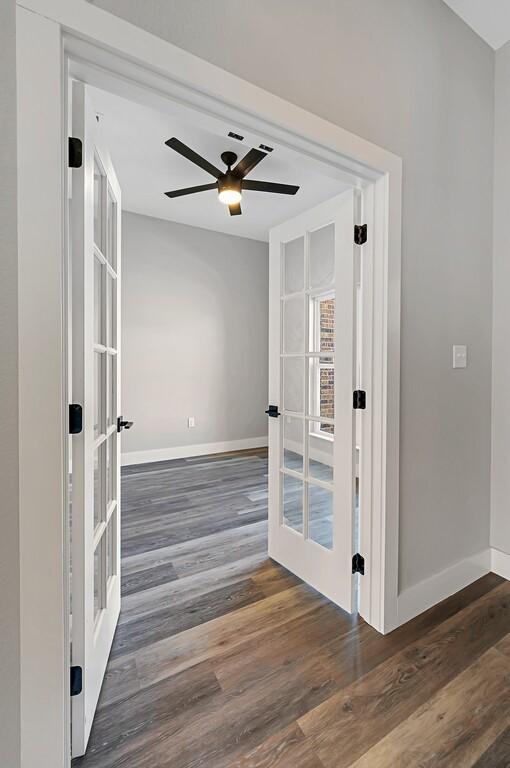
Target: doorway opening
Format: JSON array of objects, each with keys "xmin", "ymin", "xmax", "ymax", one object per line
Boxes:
[
  {"xmin": 16, "ymin": 7, "xmax": 401, "ymax": 765},
  {"xmin": 68, "ymin": 78, "xmax": 364, "ymax": 759}
]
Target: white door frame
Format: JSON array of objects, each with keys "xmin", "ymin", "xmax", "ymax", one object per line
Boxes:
[{"xmin": 16, "ymin": 1, "xmax": 402, "ymax": 766}]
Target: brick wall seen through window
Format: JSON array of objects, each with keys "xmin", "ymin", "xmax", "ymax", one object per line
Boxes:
[{"xmin": 319, "ymin": 297, "xmax": 334, "ymax": 435}]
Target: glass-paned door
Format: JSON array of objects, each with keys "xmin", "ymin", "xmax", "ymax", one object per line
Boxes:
[
  {"xmin": 70, "ymin": 81, "xmax": 122, "ymax": 757},
  {"xmin": 268, "ymin": 190, "xmax": 355, "ymax": 611}
]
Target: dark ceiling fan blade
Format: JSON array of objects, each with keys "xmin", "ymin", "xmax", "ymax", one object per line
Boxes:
[
  {"xmin": 232, "ymin": 148, "xmax": 267, "ymax": 178},
  {"xmin": 242, "ymin": 180, "xmax": 300, "ymax": 195},
  {"xmin": 164, "ymin": 182, "xmax": 217, "ymax": 198},
  {"xmin": 165, "ymin": 137, "xmax": 222, "ymax": 179},
  {"xmin": 228, "ymin": 202, "xmax": 242, "ymax": 216}
]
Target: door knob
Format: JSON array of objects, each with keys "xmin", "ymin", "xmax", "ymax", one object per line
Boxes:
[{"xmin": 117, "ymin": 416, "xmax": 134, "ymax": 432}]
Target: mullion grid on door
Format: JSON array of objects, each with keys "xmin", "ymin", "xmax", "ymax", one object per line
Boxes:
[
  {"xmin": 279, "ymin": 236, "xmax": 303, "ymax": 534},
  {"xmin": 93, "ymin": 153, "xmax": 110, "ymax": 627},
  {"xmin": 92, "ymin": 235, "xmax": 118, "ymax": 586},
  {"xmin": 279, "ymin": 228, "xmax": 335, "ymax": 543},
  {"xmin": 105, "ymin": 179, "xmax": 119, "ymax": 591},
  {"xmin": 305, "ymin": 226, "xmax": 336, "ymax": 549}
]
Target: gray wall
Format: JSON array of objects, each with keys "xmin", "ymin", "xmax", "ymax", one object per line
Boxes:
[
  {"xmin": 0, "ymin": 0, "xmax": 20, "ymax": 766},
  {"xmin": 121, "ymin": 212, "xmax": 269, "ymax": 457},
  {"xmin": 491, "ymin": 40, "xmax": 510, "ymax": 556},
  {"xmin": 91, "ymin": 0, "xmax": 495, "ymax": 592}
]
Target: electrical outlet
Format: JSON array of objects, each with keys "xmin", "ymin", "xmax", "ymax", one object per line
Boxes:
[{"xmin": 188, "ymin": 416, "xmax": 195, "ymax": 428}]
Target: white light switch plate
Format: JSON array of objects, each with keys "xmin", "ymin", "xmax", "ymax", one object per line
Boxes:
[
  {"xmin": 452, "ymin": 345, "xmax": 467, "ymax": 369},
  {"xmin": 188, "ymin": 416, "xmax": 195, "ymax": 428}
]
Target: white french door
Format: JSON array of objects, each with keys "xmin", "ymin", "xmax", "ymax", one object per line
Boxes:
[
  {"xmin": 70, "ymin": 81, "xmax": 122, "ymax": 757},
  {"xmin": 268, "ymin": 190, "xmax": 356, "ymax": 612}
]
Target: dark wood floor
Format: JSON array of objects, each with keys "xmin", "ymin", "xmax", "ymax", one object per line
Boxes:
[{"xmin": 74, "ymin": 448, "xmax": 510, "ymax": 768}]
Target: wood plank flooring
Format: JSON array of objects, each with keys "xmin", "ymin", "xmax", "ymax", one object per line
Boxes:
[{"xmin": 74, "ymin": 448, "xmax": 510, "ymax": 768}]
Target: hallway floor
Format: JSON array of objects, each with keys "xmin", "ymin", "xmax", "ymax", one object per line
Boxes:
[{"xmin": 74, "ymin": 449, "xmax": 510, "ymax": 768}]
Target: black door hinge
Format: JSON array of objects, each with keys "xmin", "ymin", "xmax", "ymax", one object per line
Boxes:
[
  {"xmin": 69, "ymin": 403, "xmax": 83, "ymax": 434},
  {"xmin": 70, "ymin": 666, "xmax": 82, "ymax": 696},
  {"xmin": 354, "ymin": 224, "xmax": 368, "ymax": 246},
  {"xmin": 68, "ymin": 137, "xmax": 83, "ymax": 168},
  {"xmin": 265, "ymin": 405, "xmax": 281, "ymax": 418},
  {"xmin": 353, "ymin": 390, "xmax": 366, "ymax": 410},
  {"xmin": 352, "ymin": 553, "xmax": 365, "ymax": 575}
]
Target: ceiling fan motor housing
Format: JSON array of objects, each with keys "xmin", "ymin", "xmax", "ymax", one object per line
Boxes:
[{"xmin": 218, "ymin": 172, "xmax": 242, "ymax": 196}]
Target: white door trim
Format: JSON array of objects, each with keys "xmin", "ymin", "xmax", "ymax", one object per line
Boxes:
[
  {"xmin": 16, "ymin": 2, "xmax": 402, "ymax": 765},
  {"xmin": 17, "ymin": 8, "xmax": 69, "ymax": 768}
]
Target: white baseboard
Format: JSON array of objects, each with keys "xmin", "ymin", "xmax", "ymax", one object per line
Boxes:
[
  {"xmin": 491, "ymin": 547, "xmax": 510, "ymax": 580},
  {"xmin": 121, "ymin": 436, "xmax": 268, "ymax": 466},
  {"xmin": 397, "ymin": 548, "xmax": 491, "ymax": 627}
]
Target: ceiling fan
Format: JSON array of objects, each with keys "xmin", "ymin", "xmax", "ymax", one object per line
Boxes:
[{"xmin": 164, "ymin": 137, "xmax": 300, "ymax": 216}]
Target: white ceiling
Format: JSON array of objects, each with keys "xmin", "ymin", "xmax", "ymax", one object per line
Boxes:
[
  {"xmin": 89, "ymin": 87, "xmax": 349, "ymax": 242},
  {"xmin": 443, "ymin": 0, "xmax": 510, "ymax": 50}
]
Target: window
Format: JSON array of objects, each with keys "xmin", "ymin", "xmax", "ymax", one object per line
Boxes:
[{"xmin": 310, "ymin": 292, "xmax": 335, "ymax": 439}]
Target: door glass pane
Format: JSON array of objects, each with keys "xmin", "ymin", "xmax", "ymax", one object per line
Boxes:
[
  {"xmin": 94, "ymin": 446, "xmax": 102, "ymax": 529},
  {"xmin": 320, "ymin": 367, "xmax": 335, "ymax": 422},
  {"xmin": 111, "ymin": 355, "xmax": 116, "ymax": 428},
  {"xmin": 107, "ymin": 353, "xmax": 116, "ymax": 428},
  {"xmin": 106, "ymin": 434, "xmax": 116, "ymax": 505},
  {"xmin": 94, "ymin": 352, "xmax": 103, "ymax": 438},
  {"xmin": 283, "ymin": 295, "xmax": 305, "ymax": 354},
  {"xmin": 107, "ymin": 186, "xmax": 116, "ymax": 268},
  {"xmin": 283, "ymin": 416, "xmax": 304, "ymax": 474},
  {"xmin": 320, "ymin": 296, "xmax": 335, "ymax": 353},
  {"xmin": 107, "ymin": 274, "xmax": 115, "ymax": 348},
  {"xmin": 94, "ymin": 544, "xmax": 101, "ymax": 619},
  {"xmin": 283, "ymin": 236, "xmax": 304, "ymax": 294},
  {"xmin": 94, "ymin": 157, "xmax": 103, "ymax": 251},
  {"xmin": 283, "ymin": 357, "xmax": 303, "ymax": 413},
  {"xmin": 310, "ymin": 294, "xmax": 335, "ymax": 354},
  {"xmin": 320, "ymin": 366, "xmax": 335, "ymax": 422},
  {"xmin": 308, "ymin": 421, "xmax": 334, "ymax": 483},
  {"xmin": 94, "ymin": 256, "xmax": 102, "ymax": 345},
  {"xmin": 309, "ymin": 223, "xmax": 335, "ymax": 288},
  {"xmin": 308, "ymin": 484, "xmax": 333, "ymax": 550},
  {"xmin": 283, "ymin": 473, "xmax": 303, "ymax": 534},
  {"xmin": 308, "ymin": 359, "xmax": 334, "ymax": 421},
  {"xmin": 106, "ymin": 514, "xmax": 115, "ymax": 584}
]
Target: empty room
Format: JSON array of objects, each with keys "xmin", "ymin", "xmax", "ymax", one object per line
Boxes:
[{"xmin": 4, "ymin": 1, "xmax": 510, "ymax": 767}]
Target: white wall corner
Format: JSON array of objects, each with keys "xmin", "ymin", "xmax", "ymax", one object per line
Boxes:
[
  {"xmin": 121, "ymin": 436, "xmax": 268, "ymax": 466},
  {"xmin": 491, "ymin": 547, "xmax": 510, "ymax": 580},
  {"xmin": 396, "ymin": 549, "xmax": 491, "ymax": 627}
]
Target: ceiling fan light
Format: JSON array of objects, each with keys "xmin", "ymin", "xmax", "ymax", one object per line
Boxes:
[{"xmin": 218, "ymin": 188, "xmax": 242, "ymax": 205}]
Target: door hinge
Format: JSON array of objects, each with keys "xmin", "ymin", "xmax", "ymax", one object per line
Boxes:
[
  {"xmin": 353, "ymin": 390, "xmax": 366, "ymax": 410},
  {"xmin": 265, "ymin": 405, "xmax": 281, "ymax": 418},
  {"xmin": 68, "ymin": 137, "xmax": 83, "ymax": 168},
  {"xmin": 352, "ymin": 553, "xmax": 365, "ymax": 575},
  {"xmin": 354, "ymin": 223, "xmax": 368, "ymax": 246},
  {"xmin": 70, "ymin": 666, "xmax": 82, "ymax": 696},
  {"xmin": 69, "ymin": 403, "xmax": 83, "ymax": 434}
]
